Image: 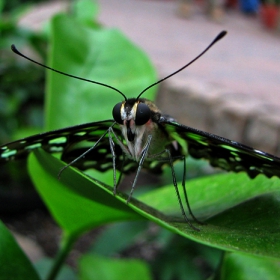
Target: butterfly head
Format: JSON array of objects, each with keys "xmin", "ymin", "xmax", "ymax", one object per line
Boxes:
[
  {"xmin": 113, "ymin": 98, "xmax": 151, "ymax": 126},
  {"xmin": 112, "ymin": 98, "xmax": 162, "ymax": 143}
]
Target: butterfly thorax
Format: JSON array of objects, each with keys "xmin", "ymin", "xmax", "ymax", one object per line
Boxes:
[{"xmin": 117, "ymin": 98, "xmax": 171, "ymax": 162}]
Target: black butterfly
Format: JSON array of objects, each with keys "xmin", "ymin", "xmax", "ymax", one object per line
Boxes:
[{"xmin": 1, "ymin": 31, "xmax": 280, "ymax": 230}]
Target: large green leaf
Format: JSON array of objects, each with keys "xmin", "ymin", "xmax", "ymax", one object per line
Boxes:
[
  {"xmin": 219, "ymin": 252, "xmax": 280, "ymax": 280},
  {"xmin": 28, "ymin": 149, "xmax": 141, "ymax": 237},
  {"xmin": 0, "ymin": 221, "xmax": 40, "ymax": 280},
  {"xmin": 72, "ymin": 0, "xmax": 99, "ymax": 27},
  {"xmin": 139, "ymin": 174, "xmax": 280, "ymax": 258},
  {"xmin": 34, "ymin": 258, "xmax": 76, "ymax": 280},
  {"xmin": 28, "ymin": 149, "xmax": 280, "ymax": 259},
  {"xmin": 46, "ymin": 14, "xmax": 157, "ymax": 130},
  {"xmin": 91, "ymin": 221, "xmax": 150, "ymax": 256},
  {"xmin": 78, "ymin": 254, "xmax": 152, "ymax": 280},
  {"xmin": 139, "ymin": 172, "xmax": 280, "ymax": 219}
]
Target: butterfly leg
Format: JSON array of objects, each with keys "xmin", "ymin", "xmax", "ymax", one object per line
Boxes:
[
  {"xmin": 116, "ymin": 153, "xmax": 125, "ymax": 190},
  {"xmin": 58, "ymin": 124, "xmax": 114, "ymax": 178},
  {"xmin": 108, "ymin": 126, "xmax": 131, "ymax": 195},
  {"xmin": 108, "ymin": 130, "xmax": 126, "ymax": 195},
  {"xmin": 181, "ymin": 155, "xmax": 204, "ymax": 225},
  {"xmin": 126, "ymin": 135, "xmax": 153, "ymax": 203},
  {"xmin": 108, "ymin": 129, "xmax": 117, "ymax": 194},
  {"xmin": 164, "ymin": 150, "xmax": 200, "ymax": 231}
]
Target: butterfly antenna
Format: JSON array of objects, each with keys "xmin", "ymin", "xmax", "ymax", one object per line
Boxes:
[
  {"xmin": 136, "ymin": 30, "xmax": 227, "ymax": 99},
  {"xmin": 11, "ymin": 45, "xmax": 127, "ymax": 101}
]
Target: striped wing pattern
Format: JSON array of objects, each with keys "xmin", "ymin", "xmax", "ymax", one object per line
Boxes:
[
  {"xmin": 0, "ymin": 120, "xmax": 163, "ymax": 175},
  {"xmin": 0, "ymin": 120, "xmax": 123, "ymax": 173},
  {"xmin": 162, "ymin": 119, "xmax": 280, "ymax": 179},
  {"xmin": 1, "ymin": 118, "xmax": 280, "ymax": 179}
]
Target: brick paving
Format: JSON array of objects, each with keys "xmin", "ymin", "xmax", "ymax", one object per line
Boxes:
[
  {"xmin": 98, "ymin": 0, "xmax": 280, "ymax": 101},
  {"xmin": 98, "ymin": 0, "xmax": 280, "ymax": 154},
  {"xmin": 19, "ymin": 0, "xmax": 280, "ymax": 154}
]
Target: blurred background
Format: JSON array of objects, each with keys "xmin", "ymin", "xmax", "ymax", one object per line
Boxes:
[
  {"xmin": 16, "ymin": 0, "xmax": 280, "ymax": 153},
  {"xmin": 1, "ymin": 0, "xmax": 280, "ymax": 279}
]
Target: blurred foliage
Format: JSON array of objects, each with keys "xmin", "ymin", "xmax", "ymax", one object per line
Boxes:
[
  {"xmin": 2, "ymin": 0, "xmax": 46, "ymax": 13},
  {"xmin": 0, "ymin": 0, "xmax": 47, "ymax": 214},
  {"xmin": 0, "ymin": 0, "xmax": 47, "ymax": 143}
]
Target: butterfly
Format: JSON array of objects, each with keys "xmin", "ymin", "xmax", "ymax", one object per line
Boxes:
[{"xmin": 1, "ymin": 31, "xmax": 280, "ymax": 231}]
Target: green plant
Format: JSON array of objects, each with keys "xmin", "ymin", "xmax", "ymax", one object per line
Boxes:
[
  {"xmin": 0, "ymin": 0, "xmax": 47, "ymax": 142},
  {"xmin": 262, "ymin": 0, "xmax": 280, "ymax": 5},
  {"xmin": 1, "ymin": 0, "xmax": 280, "ymax": 279},
  {"xmin": 0, "ymin": 0, "xmax": 48, "ymax": 213}
]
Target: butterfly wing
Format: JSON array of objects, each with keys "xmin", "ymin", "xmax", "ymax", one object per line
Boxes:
[
  {"xmin": 0, "ymin": 120, "xmax": 137, "ymax": 174},
  {"xmin": 161, "ymin": 118, "xmax": 280, "ymax": 179},
  {"xmin": 4, "ymin": 115, "xmax": 279, "ymax": 179},
  {"xmin": 0, "ymin": 120, "xmax": 113, "ymax": 161}
]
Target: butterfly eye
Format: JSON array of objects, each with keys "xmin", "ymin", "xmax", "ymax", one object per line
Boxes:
[
  {"xmin": 135, "ymin": 103, "xmax": 150, "ymax": 125},
  {"xmin": 112, "ymin": 102, "xmax": 123, "ymax": 124}
]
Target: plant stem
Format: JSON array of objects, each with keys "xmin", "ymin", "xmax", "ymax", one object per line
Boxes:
[{"xmin": 45, "ymin": 233, "xmax": 77, "ymax": 280}]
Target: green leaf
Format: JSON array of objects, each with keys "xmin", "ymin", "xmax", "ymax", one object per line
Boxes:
[
  {"xmin": 28, "ymin": 149, "xmax": 141, "ymax": 236},
  {"xmin": 78, "ymin": 254, "xmax": 152, "ymax": 280},
  {"xmin": 220, "ymin": 252, "xmax": 280, "ymax": 280},
  {"xmin": 28, "ymin": 150, "xmax": 280, "ymax": 259},
  {"xmin": 139, "ymin": 173, "xmax": 280, "ymax": 258},
  {"xmin": 46, "ymin": 14, "xmax": 157, "ymax": 130},
  {"xmin": 71, "ymin": 0, "xmax": 99, "ymax": 27},
  {"xmin": 34, "ymin": 258, "xmax": 76, "ymax": 280},
  {"xmin": 139, "ymin": 172, "xmax": 280, "ymax": 219},
  {"xmin": 0, "ymin": 221, "xmax": 40, "ymax": 280},
  {"xmin": 0, "ymin": 0, "xmax": 4, "ymax": 14},
  {"xmin": 91, "ymin": 221, "xmax": 149, "ymax": 256}
]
